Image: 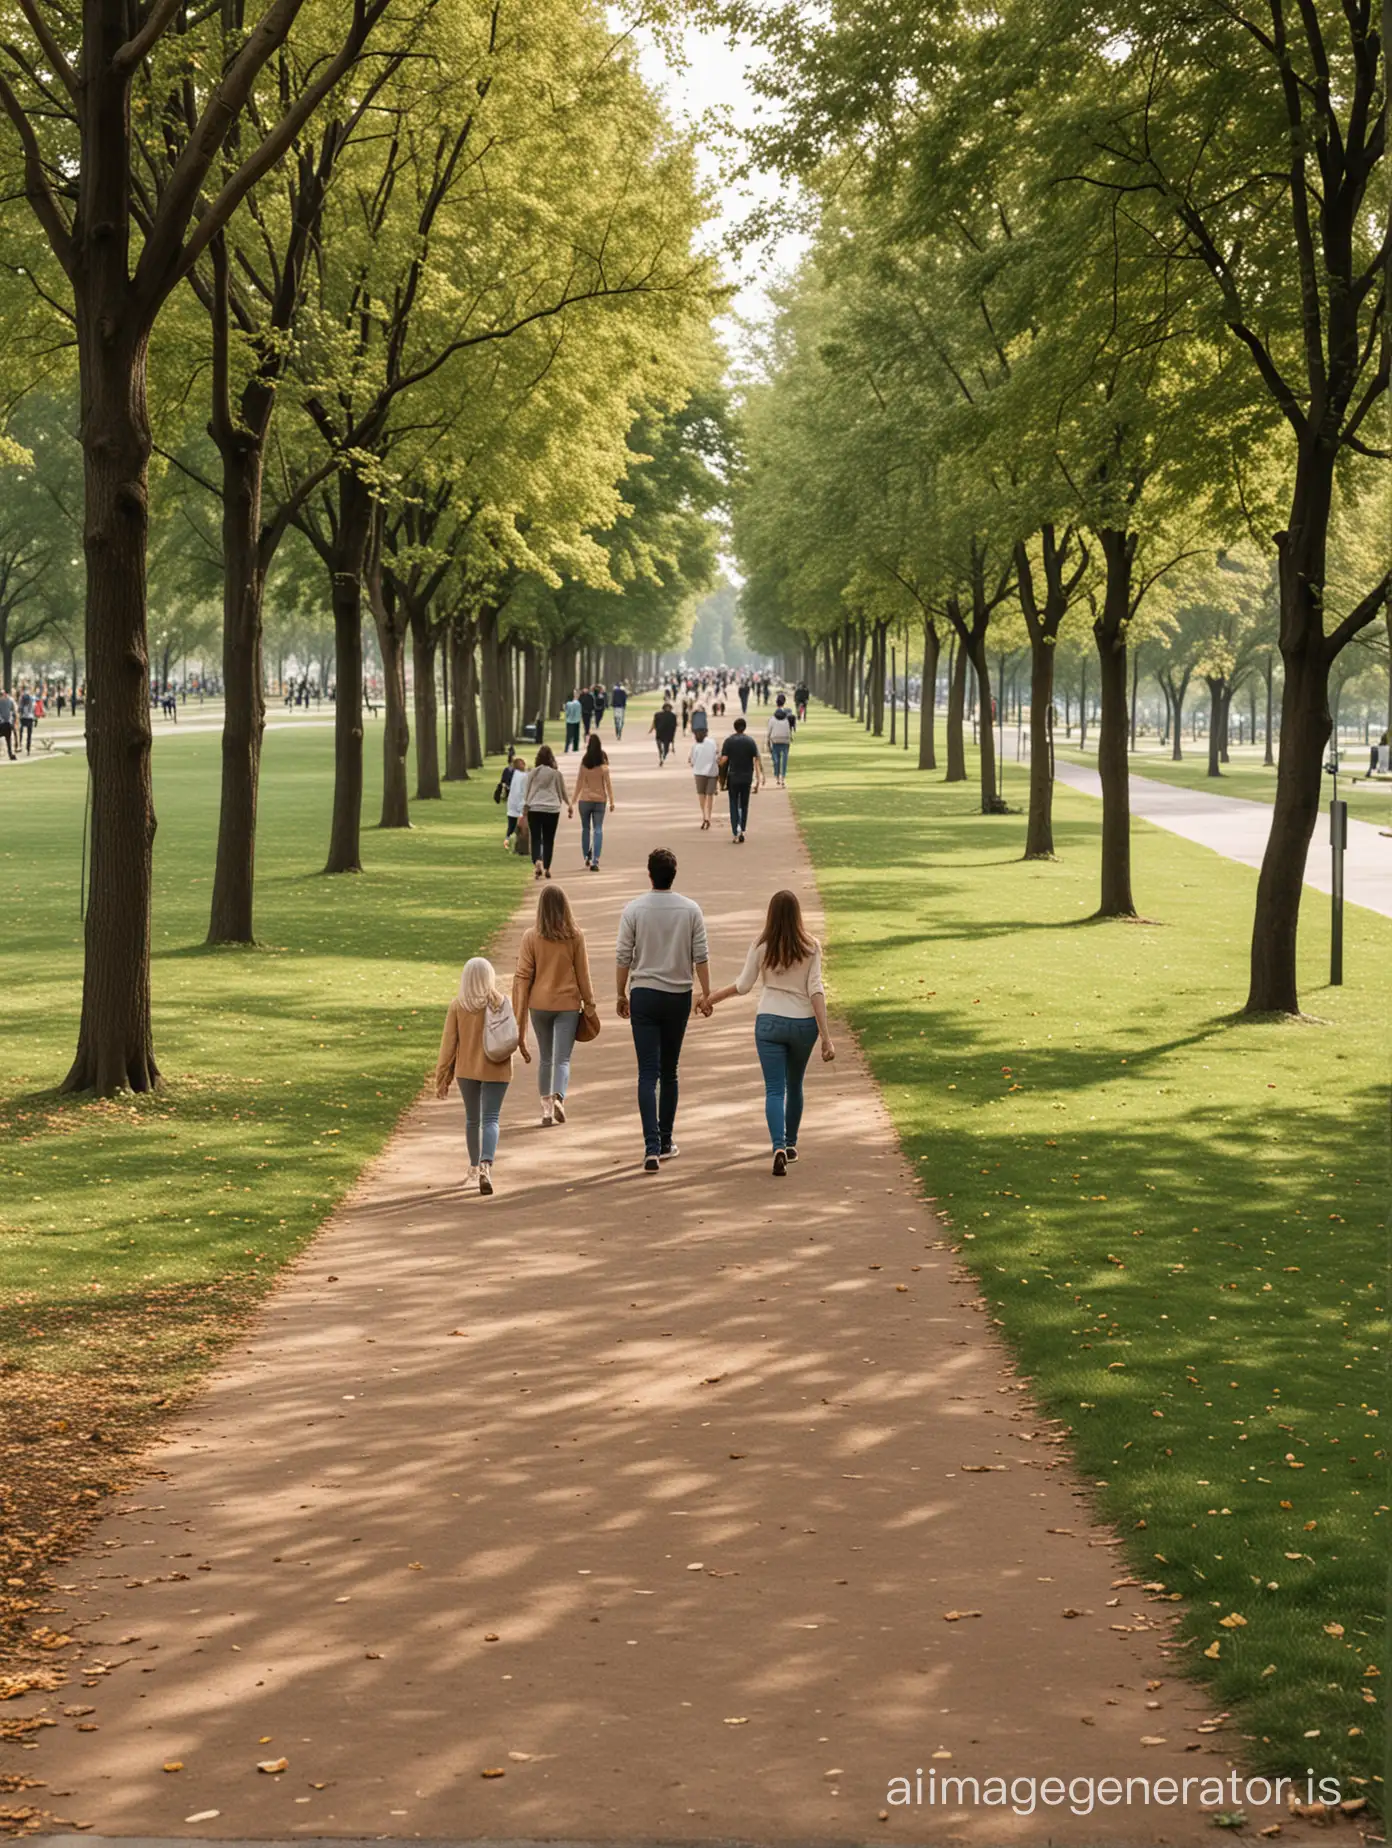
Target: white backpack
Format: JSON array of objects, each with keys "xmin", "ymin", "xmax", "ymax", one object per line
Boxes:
[
  {"xmin": 768, "ymin": 713, "xmax": 792, "ymax": 743},
  {"xmin": 482, "ymin": 995, "xmax": 519, "ymax": 1062}
]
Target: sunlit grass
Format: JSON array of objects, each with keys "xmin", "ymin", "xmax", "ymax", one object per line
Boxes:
[
  {"xmin": 1, "ymin": 724, "xmax": 524, "ymax": 1380},
  {"xmin": 791, "ymin": 702, "xmax": 1388, "ymax": 1800}
]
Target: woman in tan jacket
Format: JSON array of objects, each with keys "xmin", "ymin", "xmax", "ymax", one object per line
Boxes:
[
  {"xmin": 572, "ymin": 731, "xmax": 615, "ymax": 870},
  {"xmin": 435, "ymin": 956, "xmax": 528, "ymax": 1194},
  {"xmin": 513, "ymin": 885, "xmax": 598, "ymax": 1125}
]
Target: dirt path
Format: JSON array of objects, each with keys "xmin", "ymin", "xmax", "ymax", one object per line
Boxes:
[{"xmin": 17, "ymin": 717, "xmax": 1316, "ymax": 1844}]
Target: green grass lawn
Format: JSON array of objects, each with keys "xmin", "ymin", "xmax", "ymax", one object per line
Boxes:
[
  {"xmin": 791, "ymin": 703, "xmax": 1387, "ymax": 1804},
  {"xmin": 0, "ymin": 722, "xmax": 523, "ymax": 1642},
  {"xmin": 1056, "ymin": 738, "xmax": 1392, "ymax": 829}
]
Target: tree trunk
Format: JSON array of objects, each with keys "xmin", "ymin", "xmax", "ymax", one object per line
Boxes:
[
  {"xmin": 324, "ymin": 473, "xmax": 371, "ymax": 874},
  {"xmin": 62, "ymin": 320, "xmax": 160, "ymax": 1093},
  {"xmin": 1078, "ymin": 658, "xmax": 1089, "ymax": 751},
  {"xmin": 207, "ymin": 434, "xmax": 266, "ymax": 944},
  {"xmin": 1206, "ymin": 677, "xmax": 1225, "ymax": 777},
  {"xmin": 368, "ymin": 543, "xmax": 411, "ymax": 830},
  {"xmin": 945, "ymin": 618, "xmax": 967, "ymax": 782},
  {"xmin": 1264, "ymin": 653, "xmax": 1275, "ymax": 765},
  {"xmin": 1094, "ymin": 529, "xmax": 1137, "ymax": 919},
  {"xmin": 918, "ymin": 614, "xmax": 938, "ymax": 770},
  {"xmin": 410, "ymin": 604, "xmax": 441, "ymax": 801},
  {"xmin": 446, "ymin": 617, "xmax": 470, "ymax": 781},
  {"xmin": 464, "ymin": 636, "xmax": 483, "ymax": 769},
  {"xmin": 479, "ymin": 606, "xmax": 506, "ymax": 755},
  {"xmin": 1025, "ymin": 634, "xmax": 1057, "ymax": 858},
  {"xmin": 968, "ymin": 637, "xmax": 998, "ymax": 813}
]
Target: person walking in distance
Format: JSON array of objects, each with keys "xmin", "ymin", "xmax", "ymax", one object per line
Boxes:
[
  {"xmin": 738, "ymin": 677, "xmax": 751, "ymax": 714},
  {"xmin": 650, "ymin": 697, "xmax": 678, "ymax": 765},
  {"xmin": 611, "ymin": 680, "xmax": 628, "ymax": 739},
  {"xmin": 525, "ymin": 744, "xmax": 569, "ymax": 880},
  {"xmin": 719, "ymin": 714, "xmax": 764, "ymax": 842},
  {"xmin": 592, "ymin": 683, "xmax": 607, "ymax": 732},
  {"xmin": 0, "ymin": 689, "xmax": 16, "ymax": 760},
  {"xmin": 691, "ymin": 696, "xmax": 709, "ymax": 744},
  {"xmin": 616, "ymin": 847, "xmax": 712, "ymax": 1172},
  {"xmin": 504, "ymin": 754, "xmax": 529, "ymax": 850},
  {"xmin": 579, "ymin": 684, "xmax": 596, "ymax": 737},
  {"xmin": 795, "ymin": 680, "xmax": 809, "ymax": 722},
  {"xmin": 766, "ymin": 693, "xmax": 795, "ymax": 787},
  {"xmin": 573, "ymin": 730, "xmax": 615, "ymax": 871},
  {"xmin": 689, "ymin": 728, "xmax": 719, "ymax": 830},
  {"xmin": 707, "ymin": 889, "xmax": 835, "ymax": 1176},
  {"xmin": 17, "ymin": 688, "xmax": 35, "ymax": 754},
  {"xmin": 563, "ymin": 689, "xmax": 584, "ymax": 753},
  {"xmin": 514, "ymin": 885, "xmax": 599, "ymax": 1127},
  {"xmin": 435, "ymin": 956, "xmax": 527, "ymax": 1196}
]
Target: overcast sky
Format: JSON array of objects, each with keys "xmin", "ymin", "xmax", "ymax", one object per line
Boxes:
[{"xmin": 633, "ymin": 22, "xmax": 808, "ymax": 347}]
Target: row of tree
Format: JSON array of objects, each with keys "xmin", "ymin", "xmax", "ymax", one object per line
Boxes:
[
  {"xmin": 728, "ymin": 0, "xmax": 1389, "ymax": 1016},
  {"xmin": 0, "ymin": 0, "xmax": 726, "ymax": 1093}
]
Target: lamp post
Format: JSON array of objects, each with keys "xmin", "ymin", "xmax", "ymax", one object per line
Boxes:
[{"xmin": 1327, "ymin": 747, "xmax": 1346, "ymax": 986}]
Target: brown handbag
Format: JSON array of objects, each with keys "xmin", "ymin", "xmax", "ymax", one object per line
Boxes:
[{"xmin": 575, "ymin": 1006, "xmax": 601, "ymax": 1043}]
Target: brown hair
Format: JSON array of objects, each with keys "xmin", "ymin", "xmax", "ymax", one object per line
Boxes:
[
  {"xmin": 757, "ymin": 889, "xmax": 815, "ymax": 972},
  {"xmin": 534, "ymin": 743, "xmax": 557, "ymax": 769},
  {"xmin": 535, "ymin": 883, "xmax": 577, "ymax": 942}
]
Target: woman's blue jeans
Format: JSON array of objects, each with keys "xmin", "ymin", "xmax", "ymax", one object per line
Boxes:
[
  {"xmin": 770, "ymin": 741, "xmax": 789, "ymax": 779},
  {"xmin": 531, "ymin": 1008, "xmax": 580, "ymax": 1099},
  {"xmin": 457, "ymin": 1077, "xmax": 509, "ymax": 1163},
  {"xmin": 579, "ymin": 799, "xmax": 606, "ymax": 864},
  {"xmin": 754, "ymin": 1013, "xmax": 818, "ymax": 1150}
]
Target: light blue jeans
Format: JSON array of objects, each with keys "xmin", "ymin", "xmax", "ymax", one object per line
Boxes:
[
  {"xmin": 457, "ymin": 1077, "xmax": 508, "ymax": 1164},
  {"xmin": 579, "ymin": 799, "xmax": 606, "ymax": 865},
  {"xmin": 754, "ymin": 1013, "xmax": 818, "ymax": 1150},
  {"xmin": 531, "ymin": 1007, "xmax": 580, "ymax": 1099},
  {"xmin": 770, "ymin": 741, "xmax": 789, "ymax": 779}
]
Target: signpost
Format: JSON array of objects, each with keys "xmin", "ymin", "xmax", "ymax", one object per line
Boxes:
[{"xmin": 1327, "ymin": 748, "xmax": 1346, "ymax": 986}]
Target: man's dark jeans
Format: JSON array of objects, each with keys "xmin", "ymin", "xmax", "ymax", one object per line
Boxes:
[
  {"xmin": 728, "ymin": 779, "xmax": 751, "ymax": 836},
  {"xmin": 629, "ymin": 986, "xmax": 692, "ymax": 1156}
]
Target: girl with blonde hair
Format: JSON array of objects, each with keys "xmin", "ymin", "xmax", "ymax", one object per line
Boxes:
[
  {"xmin": 435, "ymin": 955, "xmax": 528, "ymax": 1194},
  {"xmin": 707, "ymin": 889, "xmax": 835, "ymax": 1175},
  {"xmin": 513, "ymin": 884, "xmax": 599, "ymax": 1125}
]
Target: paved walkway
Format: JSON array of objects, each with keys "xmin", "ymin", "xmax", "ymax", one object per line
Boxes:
[
  {"xmin": 18, "ymin": 724, "xmax": 1314, "ymax": 1844},
  {"xmin": 1055, "ymin": 761, "xmax": 1392, "ymax": 921}
]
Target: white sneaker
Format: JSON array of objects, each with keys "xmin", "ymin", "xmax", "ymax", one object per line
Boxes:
[
  {"xmin": 478, "ymin": 1163, "xmax": 495, "ymax": 1196},
  {"xmin": 465, "ymin": 1165, "xmax": 480, "ymax": 1191}
]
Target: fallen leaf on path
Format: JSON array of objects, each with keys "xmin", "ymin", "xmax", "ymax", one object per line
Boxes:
[
  {"xmin": 507, "ymin": 1752, "xmax": 532, "ymax": 1762},
  {"xmin": 1323, "ymin": 1623, "xmax": 1344, "ymax": 1637},
  {"xmin": 483, "ymin": 1633, "xmax": 499, "ymax": 1642},
  {"xmin": 184, "ymin": 1811, "xmax": 220, "ymax": 1823},
  {"xmin": 723, "ymin": 1716, "xmax": 749, "ymax": 1725},
  {"xmin": 162, "ymin": 1762, "xmax": 183, "ymax": 1773},
  {"xmin": 1139, "ymin": 1735, "xmax": 1166, "ymax": 1746},
  {"xmin": 257, "ymin": 1758, "xmax": 288, "ymax": 1774},
  {"xmin": 480, "ymin": 1767, "xmax": 506, "ymax": 1778},
  {"xmin": 942, "ymin": 1610, "xmax": 982, "ymax": 1622},
  {"xmin": 1217, "ymin": 1612, "xmax": 1247, "ymax": 1628},
  {"xmin": 960, "ymin": 1464, "xmax": 1006, "ymax": 1473},
  {"xmin": 1204, "ymin": 1642, "xmax": 1221, "ymax": 1659}
]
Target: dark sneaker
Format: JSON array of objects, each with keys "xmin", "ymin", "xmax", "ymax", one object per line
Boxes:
[
  {"xmin": 785, "ymin": 1147, "xmax": 798, "ymax": 1162},
  {"xmin": 478, "ymin": 1165, "xmax": 495, "ymax": 1196},
  {"xmin": 772, "ymin": 1148, "xmax": 788, "ymax": 1177},
  {"xmin": 659, "ymin": 1143, "xmax": 679, "ymax": 1162},
  {"xmin": 644, "ymin": 1154, "xmax": 661, "ymax": 1173}
]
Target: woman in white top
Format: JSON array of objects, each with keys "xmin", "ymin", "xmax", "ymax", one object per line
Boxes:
[
  {"xmin": 689, "ymin": 732, "xmax": 720, "ymax": 829},
  {"xmin": 505, "ymin": 757, "xmax": 529, "ymax": 849},
  {"xmin": 707, "ymin": 889, "xmax": 835, "ymax": 1175}
]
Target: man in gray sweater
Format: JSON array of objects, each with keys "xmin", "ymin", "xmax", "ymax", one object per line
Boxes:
[{"xmin": 616, "ymin": 846, "xmax": 712, "ymax": 1171}]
